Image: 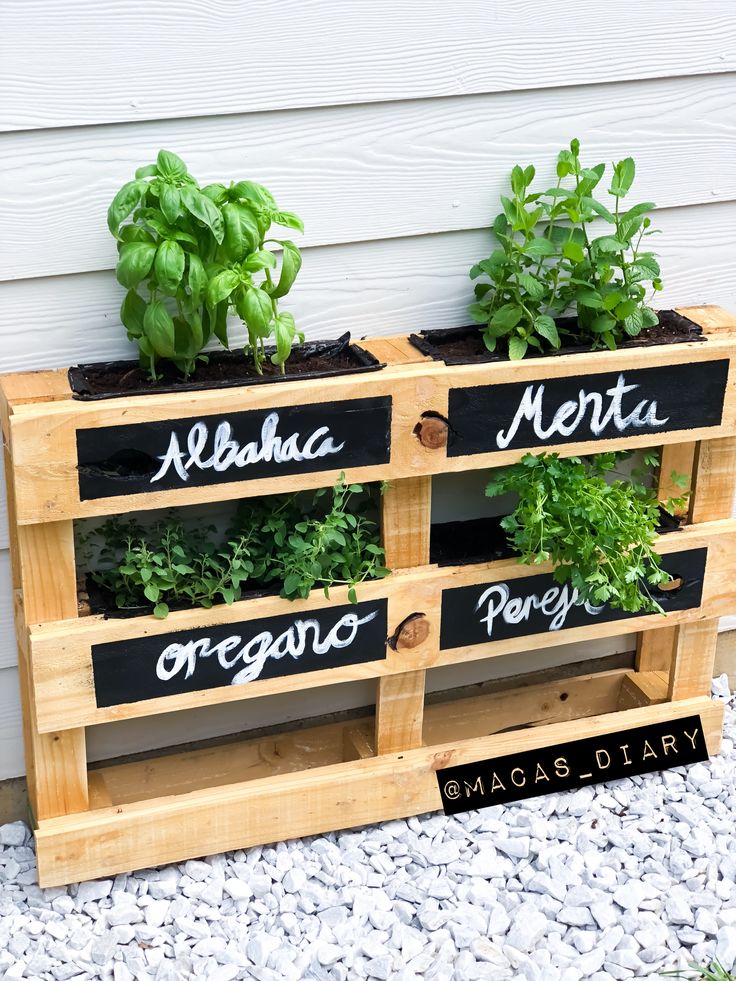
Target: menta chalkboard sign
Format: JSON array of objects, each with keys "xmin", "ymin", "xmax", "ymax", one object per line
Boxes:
[
  {"xmin": 76, "ymin": 395, "xmax": 392, "ymax": 499},
  {"xmin": 440, "ymin": 548, "xmax": 707, "ymax": 651},
  {"xmin": 447, "ymin": 361, "xmax": 729, "ymax": 457},
  {"xmin": 92, "ymin": 599, "xmax": 388, "ymax": 707}
]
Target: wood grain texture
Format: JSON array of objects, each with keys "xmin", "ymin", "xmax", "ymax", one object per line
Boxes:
[
  {"xmin": 1, "ymin": 203, "xmax": 735, "ymax": 375},
  {"xmin": 4, "ymin": 73, "xmax": 736, "ymax": 281},
  {"xmin": 4, "ymin": 2, "xmax": 736, "ymax": 132},
  {"xmin": 34, "ymin": 694, "xmax": 723, "ymax": 886}
]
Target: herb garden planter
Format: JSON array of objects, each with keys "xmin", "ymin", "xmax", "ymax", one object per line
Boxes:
[{"xmin": 2, "ymin": 305, "xmax": 736, "ymax": 887}]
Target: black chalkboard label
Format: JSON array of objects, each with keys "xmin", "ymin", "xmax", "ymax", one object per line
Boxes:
[
  {"xmin": 92, "ymin": 599, "xmax": 388, "ymax": 708},
  {"xmin": 440, "ymin": 548, "xmax": 707, "ymax": 650},
  {"xmin": 76, "ymin": 396, "xmax": 392, "ymax": 500},
  {"xmin": 447, "ymin": 360, "xmax": 729, "ymax": 457},
  {"xmin": 436, "ymin": 714, "xmax": 707, "ymax": 813}
]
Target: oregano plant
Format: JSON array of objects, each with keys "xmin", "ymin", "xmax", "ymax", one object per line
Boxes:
[
  {"xmin": 79, "ymin": 475, "xmax": 389, "ymax": 618},
  {"xmin": 107, "ymin": 149, "xmax": 304, "ymax": 379},
  {"xmin": 484, "ymin": 451, "xmax": 688, "ymax": 614},
  {"xmin": 469, "ymin": 139, "xmax": 663, "ymax": 359}
]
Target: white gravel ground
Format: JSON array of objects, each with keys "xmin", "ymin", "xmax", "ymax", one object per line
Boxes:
[{"xmin": 0, "ymin": 676, "xmax": 734, "ymax": 981}]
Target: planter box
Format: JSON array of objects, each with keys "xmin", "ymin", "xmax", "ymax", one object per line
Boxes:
[
  {"xmin": 2, "ymin": 303, "xmax": 736, "ymax": 886},
  {"xmin": 3, "ymin": 306, "xmax": 736, "ymax": 524}
]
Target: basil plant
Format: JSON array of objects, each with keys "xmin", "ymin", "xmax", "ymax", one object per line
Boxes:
[{"xmin": 108, "ymin": 149, "xmax": 304, "ymax": 379}]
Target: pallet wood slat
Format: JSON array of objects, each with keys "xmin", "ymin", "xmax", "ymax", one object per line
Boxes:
[{"xmin": 1, "ymin": 303, "xmax": 734, "ymax": 885}]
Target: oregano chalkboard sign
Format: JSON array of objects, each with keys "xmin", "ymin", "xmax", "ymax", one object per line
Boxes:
[
  {"xmin": 92, "ymin": 599, "xmax": 388, "ymax": 708},
  {"xmin": 436, "ymin": 714, "xmax": 708, "ymax": 814},
  {"xmin": 440, "ymin": 548, "xmax": 707, "ymax": 650},
  {"xmin": 447, "ymin": 360, "xmax": 728, "ymax": 457},
  {"xmin": 76, "ymin": 396, "xmax": 392, "ymax": 499}
]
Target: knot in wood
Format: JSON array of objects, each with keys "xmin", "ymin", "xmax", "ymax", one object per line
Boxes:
[
  {"xmin": 414, "ymin": 415, "xmax": 448, "ymax": 449},
  {"xmin": 393, "ymin": 613, "xmax": 430, "ymax": 650}
]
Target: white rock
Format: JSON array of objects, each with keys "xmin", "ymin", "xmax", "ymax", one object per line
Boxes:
[
  {"xmin": 0, "ymin": 823, "xmax": 28, "ymax": 847},
  {"xmin": 666, "ymin": 896, "xmax": 694, "ymax": 925},
  {"xmin": 506, "ymin": 907, "xmax": 547, "ymax": 952},
  {"xmin": 224, "ymin": 878, "xmax": 253, "ymax": 902},
  {"xmin": 247, "ymin": 932, "xmax": 281, "ymax": 966},
  {"xmin": 317, "ymin": 943, "xmax": 344, "ymax": 966},
  {"xmin": 283, "ymin": 868, "xmax": 308, "ymax": 893}
]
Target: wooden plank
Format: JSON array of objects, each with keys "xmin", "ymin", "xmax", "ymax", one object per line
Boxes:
[
  {"xmin": 375, "ymin": 476, "xmax": 432, "ymax": 754},
  {"xmin": 35, "ymin": 695, "xmax": 723, "ymax": 887},
  {"xmin": 617, "ymin": 671, "xmax": 669, "ymax": 709},
  {"xmin": 4, "ymin": 324, "xmax": 736, "ymax": 524},
  {"xmin": 2, "ymin": 432, "xmax": 88, "ymax": 817},
  {"xmin": 669, "ymin": 620, "xmax": 720, "ymax": 700},
  {"xmin": 27, "ymin": 519, "xmax": 736, "ymax": 733},
  {"xmin": 5, "ymin": 74, "xmax": 736, "ymax": 282},
  {"xmin": 6, "ymin": 3, "xmax": 736, "ymax": 131},
  {"xmin": 1, "ymin": 202, "xmax": 735, "ymax": 376}
]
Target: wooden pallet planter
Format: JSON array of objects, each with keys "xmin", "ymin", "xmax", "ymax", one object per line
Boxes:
[{"xmin": 2, "ymin": 304, "xmax": 736, "ymax": 886}]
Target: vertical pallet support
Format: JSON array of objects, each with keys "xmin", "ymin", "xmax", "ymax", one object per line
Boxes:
[
  {"xmin": 374, "ymin": 476, "xmax": 431, "ymax": 754},
  {"xmin": 1, "ymin": 397, "xmax": 89, "ymax": 822},
  {"xmin": 667, "ymin": 435, "xmax": 736, "ymax": 699}
]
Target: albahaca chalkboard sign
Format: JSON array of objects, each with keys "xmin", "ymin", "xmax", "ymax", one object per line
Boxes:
[
  {"xmin": 436, "ymin": 714, "xmax": 708, "ymax": 813},
  {"xmin": 447, "ymin": 360, "xmax": 729, "ymax": 457},
  {"xmin": 440, "ymin": 548, "xmax": 707, "ymax": 651},
  {"xmin": 92, "ymin": 599, "xmax": 388, "ymax": 708},
  {"xmin": 76, "ymin": 396, "xmax": 392, "ymax": 500}
]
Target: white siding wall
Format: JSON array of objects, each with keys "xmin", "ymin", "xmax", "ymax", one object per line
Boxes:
[{"xmin": 1, "ymin": 1, "xmax": 735, "ymax": 779}]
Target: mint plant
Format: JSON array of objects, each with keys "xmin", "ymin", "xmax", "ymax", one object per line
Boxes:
[
  {"xmin": 470, "ymin": 140, "xmax": 663, "ymax": 358},
  {"xmin": 485, "ymin": 451, "xmax": 687, "ymax": 614},
  {"xmin": 107, "ymin": 150, "xmax": 304, "ymax": 380},
  {"xmin": 80, "ymin": 476, "xmax": 389, "ymax": 618}
]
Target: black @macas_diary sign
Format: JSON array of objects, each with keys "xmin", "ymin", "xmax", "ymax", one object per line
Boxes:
[
  {"xmin": 91, "ymin": 599, "xmax": 388, "ymax": 708},
  {"xmin": 76, "ymin": 396, "xmax": 392, "ymax": 499},
  {"xmin": 440, "ymin": 548, "xmax": 707, "ymax": 651},
  {"xmin": 436, "ymin": 714, "xmax": 708, "ymax": 814},
  {"xmin": 447, "ymin": 360, "xmax": 729, "ymax": 456}
]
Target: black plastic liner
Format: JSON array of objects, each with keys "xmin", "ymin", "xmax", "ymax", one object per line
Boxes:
[
  {"xmin": 430, "ymin": 508, "xmax": 682, "ymax": 568},
  {"xmin": 409, "ymin": 310, "xmax": 705, "ymax": 366},
  {"xmin": 68, "ymin": 333, "xmax": 384, "ymax": 401}
]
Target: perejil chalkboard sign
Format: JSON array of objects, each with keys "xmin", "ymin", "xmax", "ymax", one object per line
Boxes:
[
  {"xmin": 447, "ymin": 360, "xmax": 729, "ymax": 457},
  {"xmin": 440, "ymin": 548, "xmax": 707, "ymax": 651},
  {"xmin": 436, "ymin": 714, "xmax": 708, "ymax": 814},
  {"xmin": 92, "ymin": 599, "xmax": 388, "ymax": 708},
  {"xmin": 76, "ymin": 396, "xmax": 392, "ymax": 500}
]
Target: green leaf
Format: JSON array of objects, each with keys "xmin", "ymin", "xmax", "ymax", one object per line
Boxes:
[
  {"xmin": 283, "ymin": 573, "xmax": 302, "ymax": 595},
  {"xmin": 641, "ymin": 307, "xmax": 659, "ymax": 328},
  {"xmin": 508, "ymin": 336, "xmax": 528, "ymax": 360},
  {"xmin": 269, "ymin": 241, "xmax": 302, "ymax": 299},
  {"xmin": 491, "ymin": 303, "xmax": 523, "ymax": 333},
  {"xmin": 143, "ymin": 300, "xmax": 176, "ymax": 359},
  {"xmin": 116, "ymin": 241, "xmax": 157, "ymax": 289},
  {"xmin": 135, "ymin": 164, "xmax": 158, "ymax": 179},
  {"xmin": 593, "ymin": 236, "xmax": 628, "ymax": 253},
  {"xmin": 347, "ymin": 587, "xmax": 358, "ymax": 605},
  {"xmin": 154, "ymin": 240, "xmax": 185, "ymax": 292},
  {"xmin": 231, "ymin": 180, "xmax": 277, "ymax": 209},
  {"xmin": 211, "ymin": 302, "xmax": 230, "ymax": 348},
  {"xmin": 271, "ymin": 311, "xmax": 297, "ymax": 365},
  {"xmin": 273, "ymin": 210, "xmax": 304, "ymax": 233},
  {"xmin": 201, "ymin": 183, "xmax": 228, "ymax": 206},
  {"xmin": 242, "ymin": 249, "xmax": 278, "ymax": 273},
  {"xmin": 144, "ymin": 583, "xmax": 160, "ymax": 603},
  {"xmin": 159, "ymin": 184, "xmax": 181, "ymax": 224},
  {"xmin": 609, "ymin": 157, "xmax": 636, "ymax": 197},
  {"xmin": 223, "ymin": 201, "xmax": 260, "ymax": 258},
  {"xmin": 187, "ymin": 254, "xmax": 207, "ymax": 307},
  {"xmin": 107, "ymin": 180, "xmax": 147, "ymax": 237},
  {"xmin": 181, "ymin": 186, "xmax": 224, "ymax": 244},
  {"xmin": 516, "ymin": 272, "xmax": 546, "ymax": 299},
  {"xmin": 623, "ymin": 307, "xmax": 644, "ymax": 337},
  {"xmin": 522, "ymin": 237, "xmax": 556, "ymax": 258},
  {"xmin": 153, "ymin": 603, "xmax": 169, "ymax": 619},
  {"xmin": 562, "ymin": 241, "xmax": 585, "ymax": 263},
  {"xmin": 156, "ymin": 149, "xmax": 187, "ymax": 180},
  {"xmin": 120, "ymin": 290, "xmax": 147, "ymax": 339},
  {"xmin": 586, "ymin": 197, "xmax": 615, "ymax": 223},
  {"xmin": 206, "ymin": 270, "xmax": 240, "ymax": 306},
  {"xmin": 534, "ymin": 315, "xmax": 560, "ymax": 348},
  {"xmin": 241, "ymin": 286, "xmax": 273, "ymax": 339}
]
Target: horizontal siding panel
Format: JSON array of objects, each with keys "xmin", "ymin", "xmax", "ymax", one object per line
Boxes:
[
  {"xmin": 3, "ymin": 74, "xmax": 736, "ymax": 282},
  {"xmin": 0, "ymin": 669, "xmax": 24, "ymax": 781},
  {"xmin": 2, "ymin": 1, "xmax": 735, "ymax": 131},
  {"xmin": 0, "ymin": 202, "xmax": 734, "ymax": 376}
]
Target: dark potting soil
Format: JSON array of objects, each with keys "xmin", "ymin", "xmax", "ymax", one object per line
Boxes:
[
  {"xmin": 430, "ymin": 507, "xmax": 682, "ymax": 568},
  {"xmin": 410, "ymin": 310, "xmax": 704, "ymax": 366},
  {"xmin": 68, "ymin": 333, "xmax": 383, "ymax": 400}
]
